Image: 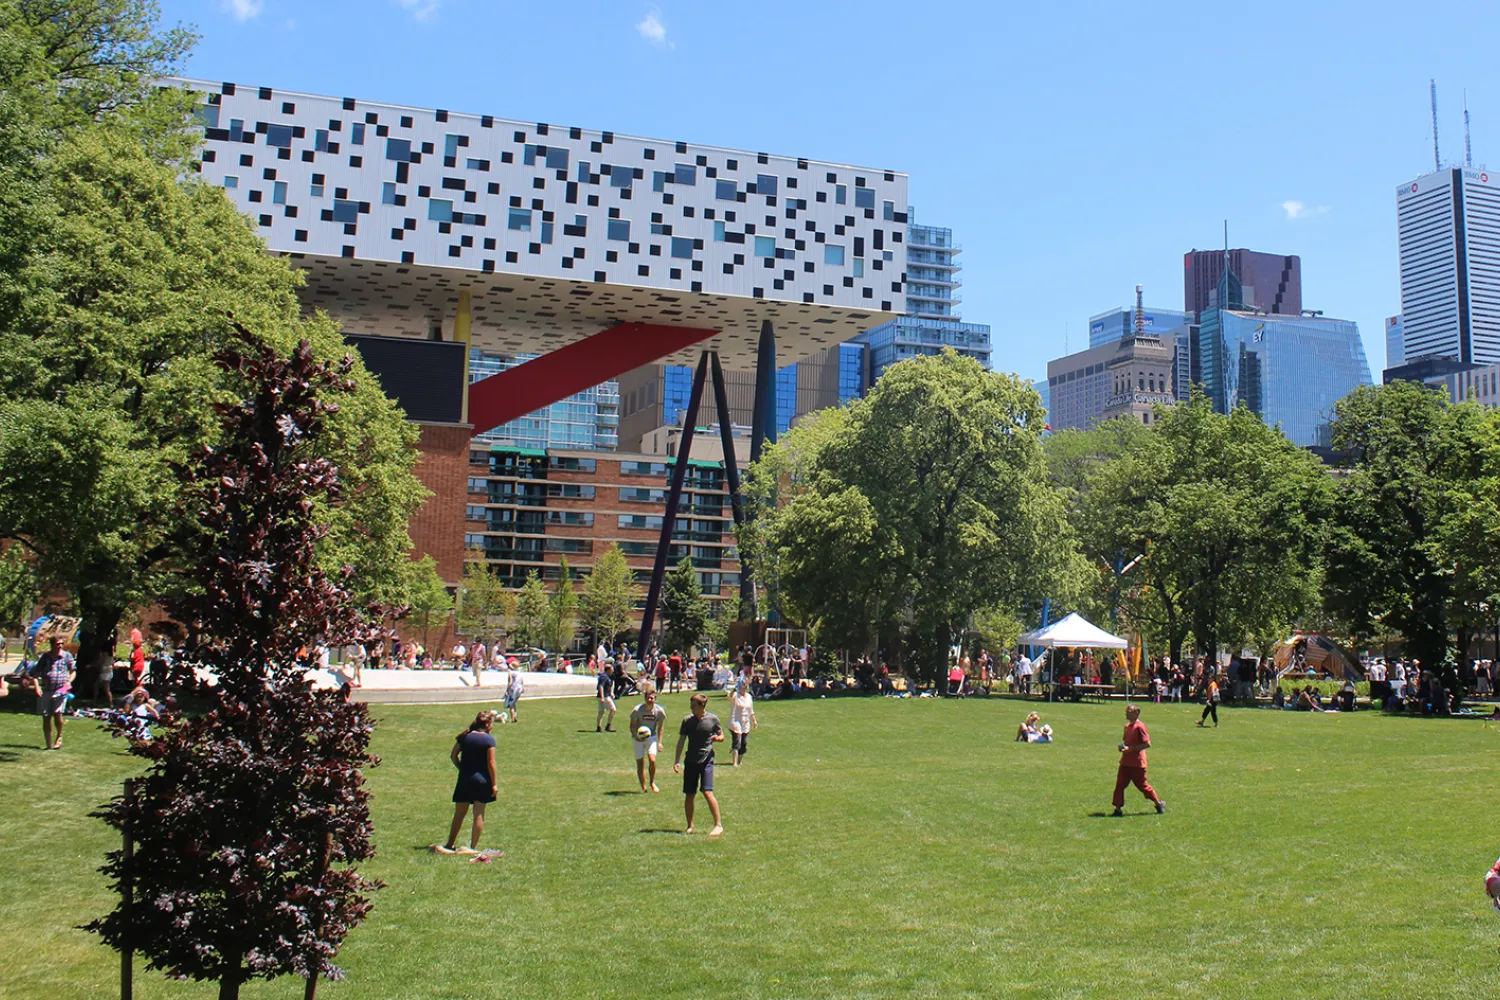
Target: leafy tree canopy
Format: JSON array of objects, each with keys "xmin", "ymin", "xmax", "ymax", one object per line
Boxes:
[{"xmin": 744, "ymin": 350, "xmax": 1083, "ymax": 681}]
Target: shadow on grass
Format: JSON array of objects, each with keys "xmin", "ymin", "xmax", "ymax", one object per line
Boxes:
[
  {"xmin": 635, "ymin": 828, "xmax": 685, "ymax": 835},
  {"xmin": 1085, "ymin": 811, "xmax": 1155, "ymax": 819},
  {"xmin": 602, "ymin": 789, "xmax": 644, "ymax": 797}
]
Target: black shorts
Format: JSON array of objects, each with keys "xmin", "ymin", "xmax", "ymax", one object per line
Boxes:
[
  {"xmin": 731, "ymin": 731, "xmax": 748, "ymax": 755},
  {"xmin": 683, "ymin": 760, "xmax": 714, "ymax": 795}
]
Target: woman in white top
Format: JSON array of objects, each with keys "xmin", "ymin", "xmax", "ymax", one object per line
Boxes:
[{"xmin": 729, "ymin": 687, "xmax": 757, "ymax": 765}]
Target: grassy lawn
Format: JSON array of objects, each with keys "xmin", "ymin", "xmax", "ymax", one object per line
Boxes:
[{"xmin": 3, "ymin": 692, "xmax": 1499, "ymax": 999}]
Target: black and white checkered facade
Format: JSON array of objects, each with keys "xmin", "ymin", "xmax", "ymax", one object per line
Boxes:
[{"xmin": 179, "ymin": 79, "xmax": 908, "ymax": 320}]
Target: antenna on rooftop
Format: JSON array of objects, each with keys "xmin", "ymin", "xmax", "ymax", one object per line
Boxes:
[
  {"xmin": 1464, "ymin": 90, "xmax": 1473, "ymax": 167},
  {"xmin": 1431, "ymin": 79, "xmax": 1441, "ymax": 171},
  {"xmin": 1134, "ymin": 284, "xmax": 1145, "ymax": 338}
]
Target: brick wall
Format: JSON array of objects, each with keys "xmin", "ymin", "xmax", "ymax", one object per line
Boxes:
[{"xmin": 409, "ymin": 421, "xmax": 473, "ymax": 586}]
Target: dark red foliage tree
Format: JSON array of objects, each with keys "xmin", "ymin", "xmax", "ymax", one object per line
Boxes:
[{"xmin": 89, "ymin": 327, "xmax": 387, "ymax": 1000}]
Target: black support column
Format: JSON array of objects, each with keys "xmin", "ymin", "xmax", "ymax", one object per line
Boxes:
[
  {"xmin": 637, "ymin": 352, "xmax": 709, "ymax": 661},
  {"xmin": 709, "ymin": 352, "xmax": 744, "ymax": 527}
]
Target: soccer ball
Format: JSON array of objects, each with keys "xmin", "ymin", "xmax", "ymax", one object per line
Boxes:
[{"xmin": 635, "ymin": 726, "xmax": 653, "ymax": 742}]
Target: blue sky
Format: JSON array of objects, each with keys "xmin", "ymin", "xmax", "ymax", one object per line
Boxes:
[{"xmin": 164, "ymin": 0, "xmax": 1499, "ymax": 381}]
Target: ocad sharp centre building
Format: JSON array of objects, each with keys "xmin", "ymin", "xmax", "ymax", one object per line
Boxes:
[{"xmin": 179, "ymin": 78, "xmax": 912, "ymax": 640}]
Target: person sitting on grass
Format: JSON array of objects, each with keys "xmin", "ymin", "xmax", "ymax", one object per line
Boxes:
[
  {"xmin": 435, "ymin": 711, "xmax": 499, "ymax": 857},
  {"xmin": 1016, "ymin": 712, "xmax": 1042, "ymax": 742}
]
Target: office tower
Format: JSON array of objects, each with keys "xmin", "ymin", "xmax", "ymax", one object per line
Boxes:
[
  {"xmin": 1196, "ymin": 260, "xmax": 1370, "ymax": 447},
  {"xmin": 1088, "ymin": 303, "xmax": 1194, "ymax": 402},
  {"xmin": 1396, "ymin": 168, "xmax": 1500, "ymax": 365},
  {"xmin": 1184, "ymin": 249, "xmax": 1301, "ymax": 320},
  {"xmin": 1044, "ymin": 343, "xmax": 1116, "ymax": 431},
  {"xmin": 1385, "ymin": 315, "xmax": 1405, "ymax": 369}
]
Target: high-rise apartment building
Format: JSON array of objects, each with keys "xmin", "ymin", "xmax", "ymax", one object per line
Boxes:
[
  {"xmin": 1396, "ymin": 168, "xmax": 1500, "ymax": 365},
  {"xmin": 1184, "ymin": 248, "xmax": 1301, "ymax": 320},
  {"xmin": 853, "ymin": 212, "xmax": 991, "ymax": 381},
  {"xmin": 469, "ymin": 351, "xmax": 619, "ymax": 450}
]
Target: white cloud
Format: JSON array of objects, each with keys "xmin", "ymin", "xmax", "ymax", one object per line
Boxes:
[
  {"xmin": 395, "ymin": 0, "xmax": 440, "ymax": 20},
  {"xmin": 1282, "ymin": 200, "xmax": 1329, "ymax": 220},
  {"xmin": 222, "ymin": 0, "xmax": 263, "ymax": 21},
  {"xmin": 637, "ymin": 8, "xmax": 672, "ymax": 48}
]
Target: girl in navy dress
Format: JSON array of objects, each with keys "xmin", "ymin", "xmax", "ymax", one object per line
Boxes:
[{"xmin": 435, "ymin": 710, "xmax": 498, "ymax": 855}]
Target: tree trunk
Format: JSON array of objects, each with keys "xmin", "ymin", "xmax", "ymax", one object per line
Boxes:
[{"xmin": 76, "ymin": 595, "xmax": 123, "ymax": 681}]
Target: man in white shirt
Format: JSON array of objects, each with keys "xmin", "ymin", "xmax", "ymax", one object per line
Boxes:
[
  {"xmin": 451, "ymin": 642, "xmax": 467, "ymax": 670},
  {"xmin": 1016, "ymin": 653, "xmax": 1034, "ymax": 695}
]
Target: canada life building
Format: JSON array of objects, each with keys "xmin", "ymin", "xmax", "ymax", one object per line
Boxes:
[{"xmin": 1396, "ymin": 168, "xmax": 1500, "ymax": 366}]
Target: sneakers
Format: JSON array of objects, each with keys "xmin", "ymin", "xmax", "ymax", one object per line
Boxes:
[
  {"xmin": 1156, "ymin": 801, "xmax": 1167, "ymax": 814},
  {"xmin": 1111, "ymin": 807, "xmax": 1123, "ymax": 817}
]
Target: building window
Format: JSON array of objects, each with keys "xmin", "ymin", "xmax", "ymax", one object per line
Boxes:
[
  {"xmin": 713, "ymin": 221, "xmax": 726, "ymax": 242},
  {"xmin": 824, "ymin": 244, "xmax": 845, "ymax": 266},
  {"xmin": 265, "ymin": 124, "xmax": 293, "ymax": 148},
  {"xmin": 223, "ymin": 175, "xmax": 239, "ymax": 189},
  {"xmin": 835, "ymin": 184, "xmax": 846, "ymax": 204},
  {"xmin": 609, "ymin": 165, "xmax": 633, "ymax": 188},
  {"xmin": 508, "ymin": 207, "xmax": 532, "ymax": 231},
  {"xmin": 386, "ymin": 137, "xmax": 412, "ymax": 162},
  {"xmin": 429, "ymin": 198, "xmax": 453, "ymax": 222},
  {"xmin": 382, "ymin": 182, "xmax": 398, "ymax": 205},
  {"xmin": 716, "ymin": 179, "xmax": 737, "ymax": 201},
  {"xmin": 883, "ymin": 200, "xmax": 894, "ymax": 220},
  {"xmin": 756, "ymin": 173, "xmax": 778, "ymax": 196},
  {"xmin": 332, "ymin": 199, "xmax": 359, "ymax": 223},
  {"xmin": 445, "ymin": 134, "xmax": 461, "ymax": 158},
  {"xmin": 607, "ymin": 219, "xmax": 630, "ymax": 241},
  {"xmin": 671, "ymin": 237, "xmax": 693, "ymax": 259},
  {"xmin": 674, "ymin": 164, "xmax": 696, "ymax": 185},
  {"xmin": 754, "ymin": 235, "xmax": 775, "ymax": 258},
  {"xmin": 853, "ymin": 258, "xmax": 864, "ymax": 277},
  {"xmin": 272, "ymin": 181, "xmax": 287, "ymax": 204},
  {"xmin": 855, "ymin": 188, "xmax": 875, "ymax": 209},
  {"xmin": 350, "ymin": 122, "xmax": 365, "ymax": 145}
]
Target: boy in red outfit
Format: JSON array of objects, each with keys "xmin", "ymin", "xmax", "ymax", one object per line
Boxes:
[
  {"xmin": 1112, "ymin": 703, "xmax": 1166, "ymax": 816},
  {"xmin": 1485, "ymin": 856, "xmax": 1500, "ymax": 915}
]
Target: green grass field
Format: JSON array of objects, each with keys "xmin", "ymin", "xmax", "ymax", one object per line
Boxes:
[{"xmin": 3, "ymin": 692, "xmax": 1499, "ymax": 999}]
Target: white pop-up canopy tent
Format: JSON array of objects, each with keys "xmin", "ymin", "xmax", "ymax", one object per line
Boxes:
[{"xmin": 1018, "ymin": 613, "xmax": 1127, "ymax": 650}]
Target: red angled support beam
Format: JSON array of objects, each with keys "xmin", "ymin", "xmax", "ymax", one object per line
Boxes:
[{"xmin": 467, "ymin": 322, "xmax": 720, "ymax": 436}]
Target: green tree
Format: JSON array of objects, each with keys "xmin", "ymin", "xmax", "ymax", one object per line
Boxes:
[
  {"xmin": 1325, "ymin": 382, "xmax": 1500, "ymax": 677},
  {"xmin": 703, "ymin": 596, "xmax": 745, "ymax": 655},
  {"xmin": 580, "ymin": 543, "xmax": 639, "ymax": 648},
  {"xmin": 544, "ymin": 556, "xmax": 579, "ymax": 651},
  {"xmin": 661, "ymin": 556, "xmax": 709, "ymax": 654},
  {"xmin": 743, "ymin": 351, "xmax": 1083, "ymax": 681},
  {"xmin": 0, "ymin": 3, "xmax": 424, "ymax": 669},
  {"xmin": 511, "ymin": 571, "xmax": 549, "ymax": 649},
  {"xmin": 0, "ymin": 545, "xmax": 38, "ymax": 635},
  {"xmin": 404, "ymin": 555, "xmax": 453, "ymax": 651},
  {"xmin": 1078, "ymin": 394, "xmax": 1333, "ymax": 665},
  {"xmin": 455, "ymin": 551, "xmax": 505, "ymax": 648}
]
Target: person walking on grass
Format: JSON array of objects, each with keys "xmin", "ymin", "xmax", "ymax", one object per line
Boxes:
[
  {"xmin": 27, "ymin": 635, "xmax": 74, "ymax": 750},
  {"xmin": 1197, "ymin": 675, "xmax": 1220, "ymax": 727},
  {"xmin": 630, "ymin": 682, "xmax": 669, "ymax": 792},
  {"xmin": 673, "ymin": 692, "xmax": 725, "ymax": 836},
  {"xmin": 435, "ymin": 711, "xmax": 500, "ymax": 856},
  {"xmin": 1112, "ymin": 703, "xmax": 1165, "ymax": 817},
  {"xmin": 596, "ymin": 660, "xmax": 617, "ymax": 732},
  {"xmin": 729, "ymin": 683, "xmax": 757, "ymax": 765}
]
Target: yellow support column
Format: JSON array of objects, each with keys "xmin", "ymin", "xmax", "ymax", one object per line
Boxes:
[{"xmin": 454, "ymin": 290, "xmax": 473, "ymax": 424}]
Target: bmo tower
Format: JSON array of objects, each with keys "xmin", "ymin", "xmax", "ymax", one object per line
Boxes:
[
  {"xmin": 180, "ymin": 79, "xmax": 907, "ymax": 645},
  {"xmin": 1396, "ymin": 168, "xmax": 1500, "ymax": 366}
]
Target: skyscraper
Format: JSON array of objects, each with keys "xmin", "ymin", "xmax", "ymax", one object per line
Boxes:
[
  {"xmin": 1395, "ymin": 168, "xmax": 1500, "ymax": 365},
  {"xmin": 853, "ymin": 211, "xmax": 991, "ymax": 382},
  {"xmin": 1184, "ymin": 249, "xmax": 1301, "ymax": 320},
  {"xmin": 1385, "ymin": 315, "xmax": 1404, "ymax": 369}
]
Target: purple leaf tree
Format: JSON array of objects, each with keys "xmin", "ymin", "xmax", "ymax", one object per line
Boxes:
[{"xmin": 89, "ymin": 327, "xmax": 388, "ymax": 1000}]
